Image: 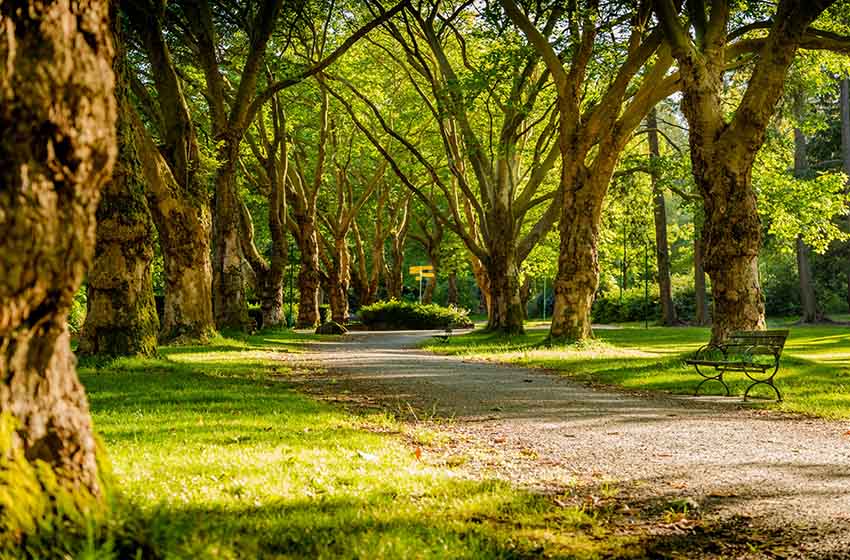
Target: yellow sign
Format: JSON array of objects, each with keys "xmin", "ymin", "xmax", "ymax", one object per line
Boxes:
[
  {"xmin": 420, "ymin": 272, "xmax": 435, "ymax": 278},
  {"xmin": 409, "ymin": 265, "xmax": 434, "ymax": 275}
]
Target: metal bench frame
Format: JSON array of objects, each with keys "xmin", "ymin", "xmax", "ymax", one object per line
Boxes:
[{"xmin": 685, "ymin": 330, "xmax": 789, "ymax": 401}]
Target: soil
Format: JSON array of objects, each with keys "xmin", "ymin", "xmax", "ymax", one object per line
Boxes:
[{"xmin": 290, "ymin": 330, "xmax": 850, "ymax": 559}]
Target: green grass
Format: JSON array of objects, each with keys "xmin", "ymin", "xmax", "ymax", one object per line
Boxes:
[
  {"xmin": 422, "ymin": 324, "xmax": 850, "ymax": 419},
  {"xmin": 70, "ymin": 327, "xmax": 640, "ymax": 559}
]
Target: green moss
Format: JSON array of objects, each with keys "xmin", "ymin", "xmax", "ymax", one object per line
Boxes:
[{"xmin": 0, "ymin": 413, "xmax": 105, "ymax": 557}]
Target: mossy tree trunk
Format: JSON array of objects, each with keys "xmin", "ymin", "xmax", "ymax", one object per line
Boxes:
[
  {"xmin": 0, "ymin": 0, "xmax": 115, "ymax": 498},
  {"xmin": 124, "ymin": 1, "xmax": 216, "ymax": 343},
  {"xmin": 80, "ymin": 19, "xmax": 158, "ymax": 357},
  {"xmin": 294, "ymin": 216, "xmax": 321, "ymax": 328}
]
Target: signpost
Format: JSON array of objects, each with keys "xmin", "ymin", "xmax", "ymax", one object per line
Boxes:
[{"xmin": 409, "ymin": 265, "xmax": 435, "ymax": 303}]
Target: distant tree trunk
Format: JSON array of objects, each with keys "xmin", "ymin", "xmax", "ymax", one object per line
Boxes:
[
  {"xmin": 80, "ymin": 25, "xmax": 158, "ymax": 357},
  {"xmin": 519, "ymin": 275, "xmax": 532, "ymax": 320},
  {"xmin": 328, "ymin": 237, "xmax": 351, "ymax": 323},
  {"xmin": 212, "ymin": 156, "xmax": 250, "ymax": 330},
  {"xmin": 694, "ymin": 227, "xmax": 709, "ymax": 326},
  {"xmin": 447, "ymin": 271, "xmax": 459, "ymax": 306},
  {"xmin": 0, "ymin": 0, "xmax": 115, "ymax": 499},
  {"xmin": 471, "ymin": 257, "xmax": 491, "ymax": 314},
  {"xmin": 386, "ymin": 199, "xmax": 411, "ymax": 300},
  {"xmin": 648, "ymin": 108, "xmax": 677, "ymax": 326},
  {"xmin": 793, "ymin": 96, "xmax": 821, "ymax": 323},
  {"xmin": 295, "ymin": 217, "xmax": 320, "ymax": 328},
  {"xmin": 841, "ymin": 77, "xmax": 850, "ymax": 312}
]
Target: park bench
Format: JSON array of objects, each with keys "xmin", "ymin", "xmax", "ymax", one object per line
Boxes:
[
  {"xmin": 685, "ymin": 330, "xmax": 789, "ymax": 401},
  {"xmin": 433, "ymin": 327, "xmax": 453, "ymax": 343}
]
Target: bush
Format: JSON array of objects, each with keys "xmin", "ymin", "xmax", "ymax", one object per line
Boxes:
[{"xmin": 358, "ymin": 300, "xmax": 473, "ymax": 330}]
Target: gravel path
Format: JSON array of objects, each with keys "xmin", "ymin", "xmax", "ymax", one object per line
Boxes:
[{"xmin": 298, "ymin": 330, "xmax": 850, "ymax": 555}]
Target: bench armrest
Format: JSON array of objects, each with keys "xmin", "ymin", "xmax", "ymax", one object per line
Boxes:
[{"xmin": 692, "ymin": 342, "xmax": 726, "ymax": 361}]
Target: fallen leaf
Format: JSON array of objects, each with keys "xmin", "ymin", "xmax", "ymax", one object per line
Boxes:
[
  {"xmin": 356, "ymin": 450, "xmax": 379, "ymax": 463},
  {"xmin": 414, "ymin": 447, "xmax": 422, "ymax": 461}
]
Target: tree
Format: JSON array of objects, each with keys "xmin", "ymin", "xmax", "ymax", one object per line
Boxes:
[
  {"xmin": 122, "ymin": 0, "xmax": 216, "ymax": 343},
  {"xmin": 331, "ymin": 1, "xmax": 564, "ymax": 334},
  {"xmin": 80, "ymin": 20, "xmax": 159, "ymax": 357},
  {"xmin": 653, "ymin": 0, "xmax": 850, "ymax": 341},
  {"xmin": 0, "ymin": 0, "xmax": 115, "ymax": 501},
  {"xmin": 647, "ymin": 107, "xmax": 679, "ymax": 325},
  {"xmin": 502, "ymin": 0, "xmax": 678, "ymax": 341}
]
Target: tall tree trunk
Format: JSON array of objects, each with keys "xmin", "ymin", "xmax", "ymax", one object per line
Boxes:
[
  {"xmin": 648, "ymin": 108, "xmax": 677, "ymax": 325},
  {"xmin": 126, "ymin": 1, "xmax": 216, "ymax": 343},
  {"xmin": 328, "ymin": 237, "xmax": 351, "ymax": 323},
  {"xmin": 793, "ymin": 100, "xmax": 821, "ymax": 323},
  {"xmin": 80, "ymin": 26, "xmax": 158, "ymax": 357},
  {"xmin": 519, "ymin": 275, "xmax": 532, "ymax": 320},
  {"xmin": 0, "ymin": 0, "xmax": 115, "ymax": 500},
  {"xmin": 387, "ymin": 232, "xmax": 406, "ymax": 300},
  {"xmin": 841, "ymin": 77, "xmax": 850, "ymax": 312},
  {"xmin": 296, "ymin": 218, "xmax": 320, "ymax": 328},
  {"xmin": 694, "ymin": 227, "xmax": 709, "ymax": 326},
  {"xmin": 484, "ymin": 247, "xmax": 524, "ymax": 334},
  {"xmin": 447, "ymin": 271, "xmax": 459, "ymax": 306},
  {"xmin": 134, "ymin": 115, "xmax": 215, "ymax": 342},
  {"xmin": 212, "ymin": 154, "xmax": 250, "ymax": 330},
  {"xmin": 796, "ymin": 236, "xmax": 819, "ymax": 322},
  {"xmin": 550, "ymin": 166, "xmax": 609, "ymax": 341},
  {"xmin": 699, "ymin": 167, "xmax": 765, "ymax": 340}
]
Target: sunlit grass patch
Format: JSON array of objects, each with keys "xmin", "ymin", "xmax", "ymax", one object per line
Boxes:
[{"xmin": 72, "ymin": 329, "xmax": 639, "ymax": 558}]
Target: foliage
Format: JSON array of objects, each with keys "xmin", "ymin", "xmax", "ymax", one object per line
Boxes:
[
  {"xmin": 359, "ymin": 300, "xmax": 474, "ymax": 330},
  {"xmin": 68, "ymin": 286, "xmax": 87, "ymax": 336}
]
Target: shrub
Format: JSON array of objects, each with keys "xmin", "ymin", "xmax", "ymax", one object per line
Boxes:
[{"xmin": 358, "ymin": 300, "xmax": 473, "ymax": 330}]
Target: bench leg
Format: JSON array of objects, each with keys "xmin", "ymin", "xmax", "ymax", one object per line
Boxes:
[
  {"xmin": 742, "ymin": 367, "xmax": 782, "ymax": 402},
  {"xmin": 744, "ymin": 379, "xmax": 782, "ymax": 402},
  {"xmin": 694, "ymin": 369, "xmax": 730, "ymax": 397}
]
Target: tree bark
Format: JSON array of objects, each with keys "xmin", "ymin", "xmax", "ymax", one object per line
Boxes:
[
  {"xmin": 648, "ymin": 108, "xmax": 677, "ymax": 325},
  {"xmin": 654, "ymin": 0, "xmax": 831, "ymax": 341},
  {"xmin": 0, "ymin": 0, "xmax": 115, "ymax": 499},
  {"xmin": 841, "ymin": 77, "xmax": 850, "ymax": 312},
  {"xmin": 212, "ymin": 155, "xmax": 251, "ymax": 330},
  {"xmin": 550, "ymin": 178, "xmax": 603, "ymax": 341},
  {"xmin": 80, "ymin": 19, "xmax": 158, "ymax": 357},
  {"xmin": 125, "ymin": 1, "xmax": 216, "ymax": 343},
  {"xmin": 327, "ymin": 237, "xmax": 351, "ymax": 323},
  {"xmin": 447, "ymin": 271, "xmax": 459, "ymax": 306},
  {"xmin": 295, "ymin": 218, "xmax": 321, "ymax": 328},
  {"xmin": 793, "ymin": 101, "xmax": 821, "ymax": 323},
  {"xmin": 694, "ymin": 227, "xmax": 709, "ymax": 326}
]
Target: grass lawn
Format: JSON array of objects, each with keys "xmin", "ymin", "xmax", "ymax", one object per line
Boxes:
[
  {"xmin": 422, "ymin": 323, "xmax": 850, "ymax": 420},
  {"xmin": 67, "ymin": 328, "xmax": 642, "ymax": 559}
]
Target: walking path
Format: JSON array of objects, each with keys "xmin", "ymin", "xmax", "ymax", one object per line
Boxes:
[{"xmin": 298, "ymin": 330, "xmax": 850, "ymax": 553}]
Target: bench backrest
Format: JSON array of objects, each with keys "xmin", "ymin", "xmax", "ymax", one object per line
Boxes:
[{"xmin": 725, "ymin": 330, "xmax": 789, "ymax": 356}]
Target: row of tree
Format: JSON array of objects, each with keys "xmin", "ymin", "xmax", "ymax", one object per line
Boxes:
[{"xmin": 2, "ymin": 0, "xmax": 850, "ymax": 505}]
